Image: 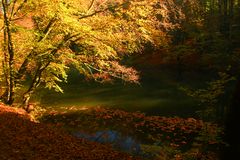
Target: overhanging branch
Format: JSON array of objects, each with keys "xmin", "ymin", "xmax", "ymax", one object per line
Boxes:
[{"xmin": 79, "ymin": 1, "xmax": 130, "ymax": 20}]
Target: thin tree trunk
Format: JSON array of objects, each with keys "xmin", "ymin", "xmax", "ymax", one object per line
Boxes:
[
  {"xmin": 1, "ymin": 0, "xmax": 15, "ymax": 105},
  {"xmin": 229, "ymin": 0, "xmax": 234, "ymax": 17},
  {"xmin": 1, "ymin": 12, "xmax": 10, "ymax": 103}
]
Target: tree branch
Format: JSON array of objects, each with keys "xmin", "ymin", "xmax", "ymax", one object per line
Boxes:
[
  {"xmin": 12, "ymin": 0, "xmax": 27, "ymax": 17},
  {"xmin": 87, "ymin": 0, "xmax": 95, "ymax": 14},
  {"xmin": 15, "ymin": 18, "xmax": 59, "ymax": 80},
  {"xmin": 79, "ymin": 1, "xmax": 129, "ymax": 20},
  {"xmin": 9, "ymin": 0, "xmax": 18, "ymax": 20},
  {"xmin": 38, "ymin": 17, "xmax": 57, "ymax": 42}
]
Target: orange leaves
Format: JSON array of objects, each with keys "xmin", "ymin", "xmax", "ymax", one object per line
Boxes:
[
  {"xmin": 44, "ymin": 107, "xmax": 205, "ymax": 150},
  {"xmin": 0, "ymin": 105, "xmax": 140, "ymax": 160},
  {"xmin": 39, "ymin": 106, "xmax": 225, "ymax": 160},
  {"xmin": 103, "ymin": 115, "xmax": 112, "ymax": 119}
]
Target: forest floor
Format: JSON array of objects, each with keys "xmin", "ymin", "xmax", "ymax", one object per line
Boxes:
[
  {"xmin": 40, "ymin": 106, "xmax": 223, "ymax": 160},
  {"xmin": 0, "ymin": 104, "xmax": 139, "ymax": 160},
  {"xmin": 0, "ymin": 103, "xmax": 224, "ymax": 160}
]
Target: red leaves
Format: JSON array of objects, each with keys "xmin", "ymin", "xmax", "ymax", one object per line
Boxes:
[
  {"xmin": 47, "ymin": 107, "xmax": 204, "ymax": 149},
  {"xmin": 38, "ymin": 106, "xmax": 224, "ymax": 160},
  {"xmin": 0, "ymin": 105, "xmax": 140, "ymax": 160}
]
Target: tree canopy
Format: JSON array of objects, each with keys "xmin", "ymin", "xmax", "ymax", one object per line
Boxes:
[
  {"xmin": 1, "ymin": 0, "xmax": 239, "ymax": 108},
  {"xmin": 0, "ymin": 0, "xmax": 184, "ymax": 106}
]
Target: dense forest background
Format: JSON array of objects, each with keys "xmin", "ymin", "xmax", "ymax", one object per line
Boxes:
[{"xmin": 1, "ymin": 0, "xmax": 240, "ymax": 159}]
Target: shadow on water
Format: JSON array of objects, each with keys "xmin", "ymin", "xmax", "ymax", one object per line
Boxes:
[
  {"xmin": 38, "ymin": 74, "xmax": 201, "ymax": 118},
  {"xmin": 34, "ymin": 68, "xmax": 218, "ymax": 118}
]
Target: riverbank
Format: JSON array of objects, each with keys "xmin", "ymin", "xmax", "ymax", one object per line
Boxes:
[
  {"xmin": 0, "ymin": 104, "xmax": 139, "ymax": 160},
  {"xmin": 40, "ymin": 106, "xmax": 223, "ymax": 160}
]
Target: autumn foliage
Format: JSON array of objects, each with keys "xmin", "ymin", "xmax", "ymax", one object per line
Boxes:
[
  {"xmin": 0, "ymin": 104, "xmax": 140, "ymax": 160},
  {"xmin": 40, "ymin": 107, "xmax": 224, "ymax": 159},
  {"xmin": 45, "ymin": 108, "xmax": 202, "ymax": 147}
]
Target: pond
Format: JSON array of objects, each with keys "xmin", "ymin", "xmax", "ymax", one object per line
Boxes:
[
  {"xmin": 38, "ymin": 69, "xmax": 202, "ymax": 118},
  {"xmin": 37, "ymin": 69, "xmax": 215, "ymax": 159},
  {"xmin": 73, "ymin": 130, "xmax": 142, "ymax": 154},
  {"xmin": 72, "ymin": 129, "xmax": 164, "ymax": 159}
]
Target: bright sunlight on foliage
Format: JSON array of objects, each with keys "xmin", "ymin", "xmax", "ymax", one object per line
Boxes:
[{"xmin": 0, "ymin": 0, "xmax": 184, "ymax": 107}]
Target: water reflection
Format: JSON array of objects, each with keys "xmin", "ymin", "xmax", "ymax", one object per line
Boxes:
[{"xmin": 72, "ymin": 130, "xmax": 142, "ymax": 155}]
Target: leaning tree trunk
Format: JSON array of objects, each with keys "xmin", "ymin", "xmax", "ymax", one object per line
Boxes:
[
  {"xmin": 21, "ymin": 65, "xmax": 42, "ymax": 112},
  {"xmin": 20, "ymin": 34, "xmax": 73, "ymax": 111}
]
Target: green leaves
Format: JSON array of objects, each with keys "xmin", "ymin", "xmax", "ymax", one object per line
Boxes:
[
  {"xmin": 1, "ymin": 0, "xmax": 186, "ymax": 105},
  {"xmin": 42, "ymin": 62, "xmax": 69, "ymax": 93},
  {"xmin": 181, "ymin": 72, "xmax": 235, "ymax": 106}
]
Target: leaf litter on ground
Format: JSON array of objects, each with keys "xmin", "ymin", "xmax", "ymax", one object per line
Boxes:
[{"xmin": 0, "ymin": 104, "xmax": 140, "ymax": 160}]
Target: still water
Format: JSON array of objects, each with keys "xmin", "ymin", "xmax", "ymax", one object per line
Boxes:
[
  {"xmin": 73, "ymin": 130, "xmax": 141, "ymax": 154},
  {"xmin": 38, "ymin": 68, "xmax": 203, "ymax": 118}
]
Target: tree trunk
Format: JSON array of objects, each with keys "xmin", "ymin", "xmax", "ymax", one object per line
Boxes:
[
  {"xmin": 1, "ymin": 0, "xmax": 15, "ymax": 105},
  {"xmin": 20, "ymin": 34, "xmax": 72, "ymax": 109},
  {"xmin": 221, "ymin": 76, "xmax": 240, "ymax": 159},
  {"xmin": 177, "ymin": 55, "xmax": 183, "ymax": 81},
  {"xmin": 21, "ymin": 65, "xmax": 42, "ymax": 110}
]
